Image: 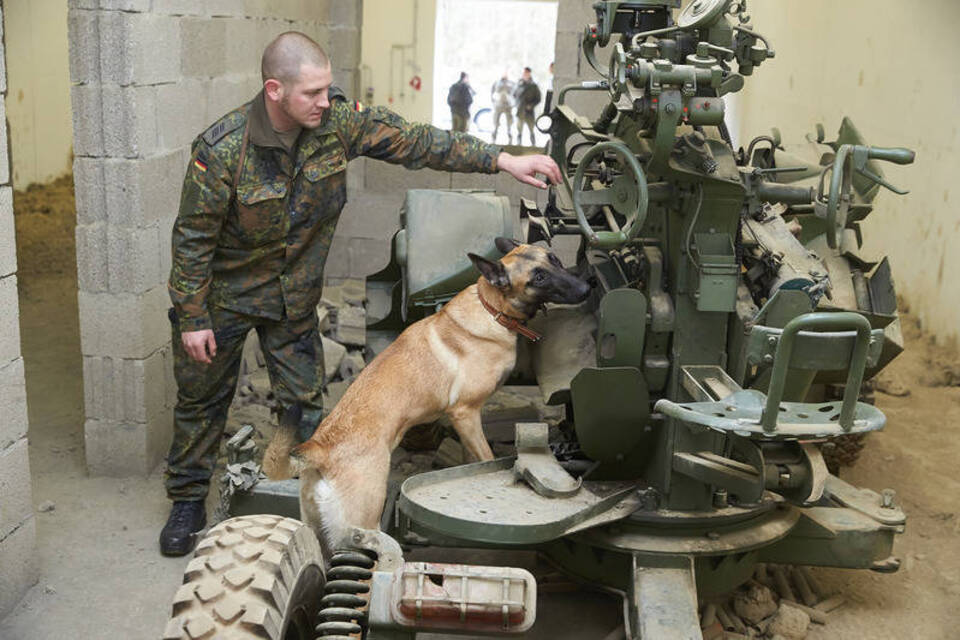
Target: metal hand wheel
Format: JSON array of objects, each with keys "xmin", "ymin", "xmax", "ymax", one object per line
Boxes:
[{"xmin": 571, "ymin": 141, "xmax": 649, "ymax": 249}]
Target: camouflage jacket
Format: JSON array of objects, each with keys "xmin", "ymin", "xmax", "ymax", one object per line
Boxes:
[{"xmin": 168, "ymin": 90, "xmax": 502, "ymax": 332}]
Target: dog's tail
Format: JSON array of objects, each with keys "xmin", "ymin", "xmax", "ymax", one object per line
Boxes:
[{"xmin": 263, "ymin": 404, "xmax": 309, "ymax": 480}]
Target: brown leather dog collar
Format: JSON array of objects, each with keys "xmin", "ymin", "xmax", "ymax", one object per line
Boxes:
[{"xmin": 478, "ymin": 292, "xmax": 542, "ymax": 343}]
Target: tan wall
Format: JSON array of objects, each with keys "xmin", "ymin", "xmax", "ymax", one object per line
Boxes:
[
  {"xmin": 730, "ymin": 0, "xmax": 960, "ymax": 344},
  {"xmin": 2, "ymin": 0, "xmax": 73, "ymax": 189},
  {"xmin": 361, "ymin": 0, "xmax": 437, "ymax": 122}
]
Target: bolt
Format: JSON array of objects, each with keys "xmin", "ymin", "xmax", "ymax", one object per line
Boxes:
[
  {"xmin": 665, "ymin": 103, "xmax": 677, "ymax": 114},
  {"xmin": 763, "ymin": 354, "xmax": 774, "ymax": 364},
  {"xmin": 713, "ymin": 489, "xmax": 729, "ymax": 508},
  {"xmin": 767, "ymin": 336, "xmax": 777, "ymax": 346},
  {"xmin": 881, "ymin": 488, "xmax": 896, "ymax": 509}
]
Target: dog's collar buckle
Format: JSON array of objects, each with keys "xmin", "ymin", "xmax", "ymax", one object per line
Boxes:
[{"xmin": 478, "ymin": 292, "xmax": 543, "ymax": 343}]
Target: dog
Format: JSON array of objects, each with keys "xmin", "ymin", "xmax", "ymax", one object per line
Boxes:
[{"xmin": 263, "ymin": 237, "xmax": 591, "ymax": 552}]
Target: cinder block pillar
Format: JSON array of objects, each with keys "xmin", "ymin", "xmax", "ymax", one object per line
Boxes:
[
  {"xmin": 0, "ymin": 2, "xmax": 39, "ymax": 617},
  {"xmin": 68, "ymin": 1, "xmax": 365, "ymax": 476}
]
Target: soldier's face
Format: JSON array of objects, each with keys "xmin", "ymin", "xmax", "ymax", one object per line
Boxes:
[{"xmin": 281, "ymin": 63, "xmax": 334, "ymax": 129}]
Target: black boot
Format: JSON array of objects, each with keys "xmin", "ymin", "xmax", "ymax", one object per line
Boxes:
[{"xmin": 159, "ymin": 500, "xmax": 207, "ymax": 556}]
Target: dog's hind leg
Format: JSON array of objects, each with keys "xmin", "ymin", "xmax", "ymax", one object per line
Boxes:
[{"xmin": 448, "ymin": 407, "xmax": 494, "ymax": 461}]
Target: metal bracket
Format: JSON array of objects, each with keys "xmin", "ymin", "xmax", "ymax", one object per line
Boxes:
[{"xmin": 513, "ymin": 423, "xmax": 582, "ymax": 498}]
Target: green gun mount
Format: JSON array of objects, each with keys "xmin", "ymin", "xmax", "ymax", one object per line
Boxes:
[{"xmin": 210, "ymin": 2, "xmax": 916, "ymax": 639}]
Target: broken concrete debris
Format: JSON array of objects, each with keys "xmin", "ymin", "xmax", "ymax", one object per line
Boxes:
[{"xmin": 700, "ymin": 564, "xmax": 845, "ymax": 639}]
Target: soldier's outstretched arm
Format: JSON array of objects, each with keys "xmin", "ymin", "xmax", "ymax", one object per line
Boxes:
[
  {"xmin": 330, "ymin": 100, "xmax": 560, "ymax": 188},
  {"xmin": 168, "ymin": 140, "xmax": 231, "ymax": 334}
]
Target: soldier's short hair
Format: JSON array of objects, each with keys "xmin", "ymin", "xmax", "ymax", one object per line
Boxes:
[{"xmin": 262, "ymin": 32, "xmax": 330, "ymax": 84}]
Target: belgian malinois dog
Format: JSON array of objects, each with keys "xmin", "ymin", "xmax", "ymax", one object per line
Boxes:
[{"xmin": 264, "ymin": 238, "xmax": 591, "ymax": 552}]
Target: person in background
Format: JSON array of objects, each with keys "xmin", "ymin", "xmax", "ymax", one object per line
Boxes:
[
  {"xmin": 447, "ymin": 72, "xmax": 475, "ymax": 132},
  {"xmin": 490, "ymin": 73, "xmax": 515, "ymax": 144},
  {"xmin": 514, "ymin": 67, "xmax": 542, "ymax": 146}
]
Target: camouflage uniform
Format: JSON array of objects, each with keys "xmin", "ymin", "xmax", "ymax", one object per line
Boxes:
[
  {"xmin": 514, "ymin": 79, "xmax": 541, "ymax": 146},
  {"xmin": 166, "ymin": 89, "xmax": 501, "ymax": 500}
]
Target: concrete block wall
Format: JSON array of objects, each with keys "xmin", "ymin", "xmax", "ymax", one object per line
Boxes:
[
  {"xmin": 0, "ymin": 1, "xmax": 39, "ymax": 618},
  {"xmin": 68, "ymin": 0, "xmax": 363, "ymax": 475},
  {"xmin": 554, "ymin": 0, "xmax": 612, "ymax": 117}
]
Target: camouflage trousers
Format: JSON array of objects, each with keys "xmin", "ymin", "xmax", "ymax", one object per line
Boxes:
[
  {"xmin": 165, "ymin": 305, "xmax": 324, "ymax": 501},
  {"xmin": 517, "ymin": 111, "xmax": 536, "ymax": 146},
  {"xmin": 492, "ymin": 105, "xmax": 513, "ymax": 143}
]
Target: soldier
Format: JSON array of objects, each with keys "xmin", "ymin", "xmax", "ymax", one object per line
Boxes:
[
  {"xmin": 491, "ymin": 73, "xmax": 515, "ymax": 144},
  {"xmin": 514, "ymin": 67, "xmax": 542, "ymax": 146},
  {"xmin": 160, "ymin": 32, "xmax": 562, "ymax": 556},
  {"xmin": 446, "ymin": 72, "xmax": 474, "ymax": 133}
]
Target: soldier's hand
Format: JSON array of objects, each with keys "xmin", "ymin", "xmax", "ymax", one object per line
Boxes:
[
  {"xmin": 182, "ymin": 329, "xmax": 217, "ymax": 364},
  {"xmin": 497, "ymin": 152, "xmax": 562, "ymax": 189}
]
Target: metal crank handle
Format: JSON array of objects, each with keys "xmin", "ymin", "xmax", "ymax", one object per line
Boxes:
[{"xmin": 865, "ymin": 146, "xmax": 915, "ymax": 165}]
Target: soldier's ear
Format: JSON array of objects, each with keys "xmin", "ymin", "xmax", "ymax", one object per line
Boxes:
[
  {"xmin": 495, "ymin": 237, "xmax": 521, "ymax": 254},
  {"xmin": 468, "ymin": 253, "xmax": 510, "ymax": 289}
]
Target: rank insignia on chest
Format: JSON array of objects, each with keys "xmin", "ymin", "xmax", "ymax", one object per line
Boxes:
[{"xmin": 193, "ymin": 159, "xmax": 208, "ymax": 172}]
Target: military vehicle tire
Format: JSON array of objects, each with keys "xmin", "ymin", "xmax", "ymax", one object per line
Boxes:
[
  {"xmin": 820, "ymin": 381, "xmax": 876, "ymax": 474},
  {"xmin": 163, "ymin": 514, "xmax": 324, "ymax": 640}
]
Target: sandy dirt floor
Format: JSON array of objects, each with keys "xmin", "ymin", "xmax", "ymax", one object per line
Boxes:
[{"xmin": 0, "ymin": 179, "xmax": 957, "ymax": 639}]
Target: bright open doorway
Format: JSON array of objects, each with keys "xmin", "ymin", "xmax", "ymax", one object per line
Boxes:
[{"xmin": 433, "ymin": 0, "xmax": 558, "ymax": 147}]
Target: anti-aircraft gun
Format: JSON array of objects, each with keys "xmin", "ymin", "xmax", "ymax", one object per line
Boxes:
[{"xmin": 164, "ymin": 2, "xmax": 915, "ymax": 638}]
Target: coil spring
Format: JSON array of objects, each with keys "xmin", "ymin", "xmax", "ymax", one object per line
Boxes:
[{"xmin": 314, "ymin": 549, "xmax": 376, "ymax": 639}]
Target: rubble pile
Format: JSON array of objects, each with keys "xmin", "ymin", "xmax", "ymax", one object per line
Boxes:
[{"xmin": 700, "ymin": 564, "xmax": 846, "ymax": 639}]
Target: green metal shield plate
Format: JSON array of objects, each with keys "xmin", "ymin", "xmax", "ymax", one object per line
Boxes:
[
  {"xmin": 597, "ymin": 288, "xmax": 647, "ymax": 368},
  {"xmin": 571, "ymin": 367, "xmax": 652, "ymax": 464}
]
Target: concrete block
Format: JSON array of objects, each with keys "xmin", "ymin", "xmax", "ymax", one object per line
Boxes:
[
  {"xmin": 83, "ymin": 349, "xmax": 167, "ymax": 423},
  {"xmin": 68, "ymin": 0, "xmax": 98, "ymax": 8},
  {"xmin": 0, "ymin": 187, "xmax": 14, "ymax": 278},
  {"xmin": 224, "ymin": 19, "xmax": 260, "ymax": 75},
  {"xmin": 329, "ymin": 0, "xmax": 362, "ymax": 28},
  {"xmin": 207, "ymin": 0, "xmax": 245, "ymax": 17},
  {"xmin": 102, "ymin": 84, "xmax": 159, "ymax": 158},
  {"xmin": 320, "ymin": 335, "xmax": 346, "ymax": 381},
  {"xmin": 363, "ymin": 161, "xmax": 452, "ymax": 193},
  {"xmin": 99, "ymin": 0, "xmax": 151, "ymax": 10},
  {"xmin": 0, "ymin": 515, "xmax": 38, "ymax": 620},
  {"xmin": 68, "ymin": 8, "xmax": 100, "ymax": 84},
  {"xmin": 333, "ymin": 68, "xmax": 357, "ymax": 99},
  {"xmin": 181, "ymin": 18, "xmax": 227, "ymax": 78},
  {"xmin": 334, "ymin": 305, "xmax": 365, "ymax": 346},
  {"xmin": 73, "ymin": 157, "xmax": 107, "ymax": 225},
  {"xmin": 346, "ymin": 157, "xmax": 365, "ymax": 196},
  {"xmin": 338, "ymin": 350, "xmax": 365, "ymax": 382},
  {"xmin": 329, "ymin": 27, "xmax": 360, "ymax": 68},
  {"xmin": 0, "ymin": 276, "xmax": 23, "ymax": 365},
  {"xmin": 337, "ymin": 193, "xmax": 399, "ymax": 240},
  {"xmin": 104, "ymin": 150, "xmax": 187, "ymax": 229},
  {"xmin": 206, "ymin": 75, "xmax": 254, "ymax": 125},
  {"xmin": 157, "ymin": 80, "xmax": 209, "ymax": 151},
  {"xmin": 78, "ymin": 286, "xmax": 169, "ymax": 359},
  {"xmin": 553, "ymin": 31, "xmax": 583, "ymax": 82},
  {"xmin": 107, "ymin": 224, "xmax": 163, "ymax": 294},
  {"xmin": 451, "ymin": 172, "xmax": 497, "ymax": 191},
  {"xmin": 0, "ymin": 439, "xmax": 33, "ymax": 541},
  {"xmin": 70, "ymin": 84, "xmax": 104, "ymax": 157},
  {"xmin": 0, "ymin": 100, "xmax": 7, "ymax": 184},
  {"xmin": 348, "ymin": 237, "xmax": 388, "ymax": 278},
  {"xmin": 152, "ymin": 0, "xmax": 204, "ymax": 15},
  {"xmin": 84, "ymin": 418, "xmax": 150, "ymax": 476},
  {"xmin": 100, "ymin": 12, "xmax": 182, "ymax": 86},
  {"xmin": 0, "ymin": 358, "xmax": 28, "ymax": 451},
  {"xmin": 75, "ymin": 221, "xmax": 109, "ymax": 292},
  {"xmin": 556, "ymin": 0, "xmax": 596, "ymax": 32},
  {"xmin": 324, "ymin": 235, "xmax": 350, "ymax": 279}
]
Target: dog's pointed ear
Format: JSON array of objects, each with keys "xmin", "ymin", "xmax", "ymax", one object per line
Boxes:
[
  {"xmin": 468, "ymin": 252, "xmax": 510, "ymax": 288},
  {"xmin": 495, "ymin": 237, "xmax": 521, "ymax": 254}
]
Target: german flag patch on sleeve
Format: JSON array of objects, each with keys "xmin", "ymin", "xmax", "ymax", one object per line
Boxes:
[
  {"xmin": 353, "ymin": 100, "xmax": 364, "ymax": 113},
  {"xmin": 193, "ymin": 158, "xmax": 208, "ymax": 172}
]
